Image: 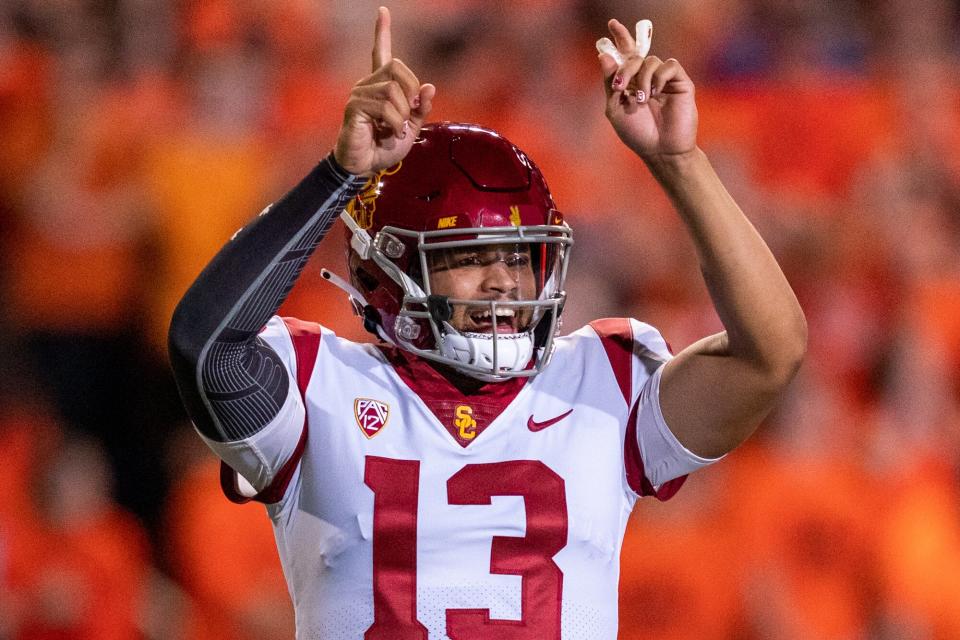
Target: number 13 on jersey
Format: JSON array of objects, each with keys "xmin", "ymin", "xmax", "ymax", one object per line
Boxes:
[{"xmin": 364, "ymin": 456, "xmax": 569, "ymax": 639}]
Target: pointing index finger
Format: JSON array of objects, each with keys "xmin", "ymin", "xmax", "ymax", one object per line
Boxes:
[
  {"xmin": 608, "ymin": 19, "xmax": 635, "ymax": 55},
  {"xmin": 372, "ymin": 6, "xmax": 391, "ymax": 72}
]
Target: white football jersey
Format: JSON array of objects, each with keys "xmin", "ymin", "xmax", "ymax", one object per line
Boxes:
[{"xmin": 201, "ymin": 316, "xmax": 716, "ymax": 640}]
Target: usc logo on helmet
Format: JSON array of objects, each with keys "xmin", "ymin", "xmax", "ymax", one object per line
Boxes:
[
  {"xmin": 346, "ymin": 162, "xmax": 403, "ymax": 230},
  {"xmin": 509, "ymin": 205, "xmax": 522, "ymax": 227},
  {"xmin": 454, "ymin": 405, "xmax": 477, "ymax": 440}
]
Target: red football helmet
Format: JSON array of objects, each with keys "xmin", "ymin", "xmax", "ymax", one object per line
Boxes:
[{"xmin": 327, "ymin": 122, "xmax": 573, "ymax": 381}]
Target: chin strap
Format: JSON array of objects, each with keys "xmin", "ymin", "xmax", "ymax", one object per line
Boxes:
[
  {"xmin": 320, "ymin": 268, "xmax": 391, "ymax": 342},
  {"xmin": 320, "ymin": 268, "xmax": 368, "ymax": 308}
]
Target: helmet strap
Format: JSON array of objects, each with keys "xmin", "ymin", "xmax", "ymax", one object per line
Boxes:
[
  {"xmin": 320, "ymin": 267, "xmax": 391, "ymax": 342},
  {"xmin": 340, "ymin": 211, "xmax": 373, "ymax": 259},
  {"xmin": 320, "ymin": 268, "xmax": 370, "ymax": 308}
]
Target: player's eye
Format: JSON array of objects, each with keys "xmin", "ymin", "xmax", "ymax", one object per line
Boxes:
[
  {"xmin": 503, "ymin": 253, "xmax": 530, "ymax": 268},
  {"xmin": 454, "ymin": 253, "xmax": 484, "ymax": 268}
]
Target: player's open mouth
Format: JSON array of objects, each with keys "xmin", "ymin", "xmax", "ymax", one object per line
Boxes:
[{"xmin": 467, "ymin": 308, "xmax": 521, "ymax": 334}]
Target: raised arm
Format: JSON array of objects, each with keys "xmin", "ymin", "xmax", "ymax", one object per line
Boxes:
[
  {"xmin": 597, "ymin": 19, "xmax": 807, "ymax": 458},
  {"xmin": 168, "ymin": 7, "xmax": 434, "ymax": 442}
]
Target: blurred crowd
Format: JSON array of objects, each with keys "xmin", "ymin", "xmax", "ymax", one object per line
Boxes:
[{"xmin": 1, "ymin": 0, "xmax": 959, "ymax": 638}]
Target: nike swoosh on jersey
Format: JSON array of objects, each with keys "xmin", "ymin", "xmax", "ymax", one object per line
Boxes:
[{"xmin": 527, "ymin": 409, "xmax": 574, "ymax": 432}]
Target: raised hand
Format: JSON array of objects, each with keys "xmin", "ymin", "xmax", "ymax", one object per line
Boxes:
[
  {"xmin": 334, "ymin": 7, "xmax": 436, "ymax": 176},
  {"xmin": 596, "ymin": 19, "xmax": 697, "ymax": 162}
]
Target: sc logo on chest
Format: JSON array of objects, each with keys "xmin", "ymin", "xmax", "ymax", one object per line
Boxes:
[{"xmin": 454, "ymin": 405, "xmax": 476, "ymax": 440}]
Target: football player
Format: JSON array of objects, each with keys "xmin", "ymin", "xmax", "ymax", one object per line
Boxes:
[{"xmin": 168, "ymin": 7, "xmax": 806, "ymax": 638}]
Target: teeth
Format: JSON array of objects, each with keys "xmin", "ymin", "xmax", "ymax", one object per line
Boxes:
[{"xmin": 472, "ymin": 308, "xmax": 516, "ymax": 320}]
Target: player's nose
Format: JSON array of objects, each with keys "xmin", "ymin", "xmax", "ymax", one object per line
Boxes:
[{"xmin": 479, "ymin": 261, "xmax": 519, "ymax": 296}]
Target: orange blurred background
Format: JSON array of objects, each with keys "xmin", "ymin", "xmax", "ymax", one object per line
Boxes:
[{"xmin": 1, "ymin": 0, "xmax": 959, "ymax": 638}]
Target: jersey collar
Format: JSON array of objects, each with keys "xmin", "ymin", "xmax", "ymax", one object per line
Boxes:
[{"xmin": 377, "ymin": 345, "xmax": 530, "ymax": 447}]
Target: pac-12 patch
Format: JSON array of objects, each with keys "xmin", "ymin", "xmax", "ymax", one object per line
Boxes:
[{"xmin": 354, "ymin": 398, "xmax": 390, "ymax": 438}]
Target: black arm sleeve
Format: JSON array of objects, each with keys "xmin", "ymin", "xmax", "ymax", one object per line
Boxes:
[{"xmin": 168, "ymin": 153, "xmax": 365, "ymax": 442}]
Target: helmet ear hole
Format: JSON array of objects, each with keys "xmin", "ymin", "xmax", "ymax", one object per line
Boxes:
[
  {"xmin": 349, "ymin": 254, "xmax": 381, "ymax": 294},
  {"xmin": 355, "ymin": 268, "xmax": 380, "ymax": 294}
]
